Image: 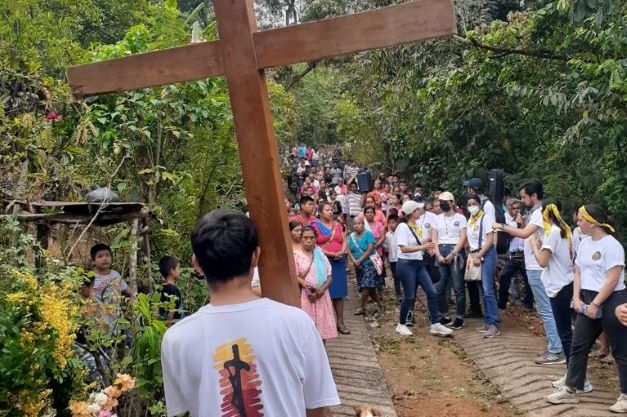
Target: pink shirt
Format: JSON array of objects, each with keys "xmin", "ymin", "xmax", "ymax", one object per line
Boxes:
[{"xmin": 311, "ymin": 221, "xmax": 344, "ymax": 253}]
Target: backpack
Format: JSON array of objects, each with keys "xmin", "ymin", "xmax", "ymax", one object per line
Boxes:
[{"xmin": 481, "ymin": 197, "xmax": 510, "ymax": 255}]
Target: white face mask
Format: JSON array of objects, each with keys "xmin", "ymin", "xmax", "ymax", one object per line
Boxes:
[{"xmin": 468, "ymin": 206, "xmax": 480, "ymax": 215}]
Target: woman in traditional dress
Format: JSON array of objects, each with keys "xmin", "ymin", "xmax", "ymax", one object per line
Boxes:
[
  {"xmin": 348, "ymin": 217, "xmax": 381, "ymax": 315},
  {"xmin": 312, "ymin": 202, "xmax": 350, "ymax": 334},
  {"xmin": 293, "ymin": 225, "xmax": 337, "ymax": 342}
]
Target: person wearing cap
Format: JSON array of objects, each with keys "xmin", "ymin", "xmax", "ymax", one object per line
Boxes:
[
  {"xmin": 394, "ymin": 200, "xmax": 453, "ymax": 338},
  {"xmin": 432, "ymin": 191, "xmax": 469, "ymax": 330},
  {"xmin": 415, "ymin": 196, "xmax": 441, "ymax": 285}
]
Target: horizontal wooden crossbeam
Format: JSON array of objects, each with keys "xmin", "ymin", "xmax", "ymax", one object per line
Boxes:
[
  {"xmin": 254, "ymin": 0, "xmax": 456, "ymax": 68},
  {"xmin": 68, "ymin": 41, "xmax": 225, "ymax": 98},
  {"xmin": 67, "ymin": 0, "xmax": 455, "ymax": 98}
]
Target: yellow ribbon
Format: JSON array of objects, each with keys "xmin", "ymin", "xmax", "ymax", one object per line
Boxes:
[
  {"xmin": 579, "ymin": 206, "xmax": 616, "ymax": 233},
  {"xmin": 408, "ymin": 222, "xmax": 423, "ymax": 238},
  {"xmin": 468, "ymin": 210, "xmax": 484, "ymax": 228},
  {"xmin": 542, "ymin": 204, "xmax": 572, "ymax": 240}
]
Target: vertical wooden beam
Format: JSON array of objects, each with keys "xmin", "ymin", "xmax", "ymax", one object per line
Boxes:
[
  {"xmin": 214, "ymin": 0, "xmax": 299, "ymax": 306},
  {"xmin": 128, "ymin": 219, "xmax": 139, "ymax": 297}
]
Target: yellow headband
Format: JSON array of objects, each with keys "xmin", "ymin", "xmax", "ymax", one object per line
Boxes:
[
  {"xmin": 579, "ymin": 206, "xmax": 616, "ymax": 233},
  {"xmin": 542, "ymin": 204, "xmax": 572, "ymax": 240}
]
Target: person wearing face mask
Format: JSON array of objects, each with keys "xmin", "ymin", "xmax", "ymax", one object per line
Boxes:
[
  {"xmin": 432, "ymin": 192, "xmax": 468, "ymax": 330},
  {"xmin": 493, "ymin": 181, "xmax": 564, "ymax": 365},
  {"xmin": 466, "ymin": 195, "xmax": 500, "ymax": 338}
]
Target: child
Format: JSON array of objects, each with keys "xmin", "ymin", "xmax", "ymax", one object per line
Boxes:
[
  {"xmin": 158, "ymin": 256, "xmax": 183, "ymax": 324},
  {"xmin": 90, "ymin": 243, "xmax": 131, "ymax": 333},
  {"xmin": 385, "ymin": 214, "xmax": 401, "ymax": 302}
]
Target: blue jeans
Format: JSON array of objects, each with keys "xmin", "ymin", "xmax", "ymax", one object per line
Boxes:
[
  {"xmin": 480, "ymin": 247, "xmax": 500, "ymax": 326},
  {"xmin": 527, "ymin": 269, "xmax": 562, "ymax": 353},
  {"xmin": 397, "ymin": 259, "xmax": 441, "ymax": 325},
  {"xmin": 435, "ymin": 244, "xmax": 466, "ymax": 319},
  {"xmin": 498, "ymin": 256, "xmax": 534, "ymax": 308}
]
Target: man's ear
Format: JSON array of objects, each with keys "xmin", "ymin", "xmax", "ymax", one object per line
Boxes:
[
  {"xmin": 191, "ymin": 255, "xmax": 204, "ymax": 277},
  {"xmin": 251, "ymin": 247, "xmax": 261, "ymax": 270}
]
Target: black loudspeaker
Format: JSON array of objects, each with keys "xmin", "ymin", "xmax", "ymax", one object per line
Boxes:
[
  {"xmin": 488, "ymin": 169, "xmax": 504, "ymax": 206},
  {"xmin": 357, "ymin": 169, "xmax": 373, "ymax": 193}
]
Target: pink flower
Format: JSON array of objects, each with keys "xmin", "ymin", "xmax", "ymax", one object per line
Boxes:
[
  {"xmin": 45, "ymin": 111, "xmax": 63, "ymax": 122},
  {"xmin": 98, "ymin": 411, "xmax": 113, "ymax": 417}
]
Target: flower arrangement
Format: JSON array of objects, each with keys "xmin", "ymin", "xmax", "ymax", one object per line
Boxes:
[{"xmin": 69, "ymin": 374, "xmax": 136, "ymax": 417}]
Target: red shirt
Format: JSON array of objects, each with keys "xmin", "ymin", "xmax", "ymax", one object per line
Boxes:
[{"xmin": 290, "ymin": 214, "xmax": 317, "ymax": 226}]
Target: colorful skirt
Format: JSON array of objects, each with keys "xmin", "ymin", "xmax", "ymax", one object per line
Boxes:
[
  {"xmin": 301, "ymin": 290, "xmax": 338, "ymax": 340},
  {"xmin": 356, "ymin": 262, "xmax": 378, "ymax": 291}
]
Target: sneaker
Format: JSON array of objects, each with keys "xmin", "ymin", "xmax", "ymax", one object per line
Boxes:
[
  {"xmin": 405, "ymin": 311, "xmax": 415, "ymax": 327},
  {"xmin": 552, "ymin": 375, "xmax": 594, "ymax": 394},
  {"xmin": 538, "ymin": 348, "xmax": 549, "ymax": 357},
  {"xmin": 476, "ymin": 324, "xmax": 489, "ymax": 333},
  {"xmin": 483, "ymin": 324, "xmax": 500, "ymax": 338},
  {"xmin": 430, "ymin": 323, "xmax": 453, "ymax": 337},
  {"xmin": 609, "ymin": 393, "xmax": 627, "ymax": 413},
  {"xmin": 450, "ymin": 318, "xmax": 465, "ymax": 330},
  {"xmin": 547, "ymin": 387, "xmax": 579, "ymax": 404},
  {"xmin": 440, "ymin": 316, "xmax": 452, "ymax": 326},
  {"xmin": 535, "ymin": 351, "xmax": 566, "ymax": 365},
  {"xmin": 396, "ymin": 323, "xmax": 413, "ymax": 336}
]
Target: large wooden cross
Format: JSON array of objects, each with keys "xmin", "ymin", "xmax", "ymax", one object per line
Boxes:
[{"xmin": 68, "ymin": 0, "xmax": 455, "ymax": 307}]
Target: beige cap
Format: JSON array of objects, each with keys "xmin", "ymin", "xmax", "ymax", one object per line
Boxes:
[
  {"xmin": 401, "ymin": 200, "xmax": 420, "ymax": 216},
  {"xmin": 439, "ymin": 191, "xmax": 455, "ymax": 201}
]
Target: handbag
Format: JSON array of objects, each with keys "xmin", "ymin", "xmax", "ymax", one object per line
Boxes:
[
  {"xmin": 465, "ymin": 215, "xmax": 483, "ymax": 282},
  {"xmin": 350, "ymin": 233, "xmax": 383, "ymax": 275}
]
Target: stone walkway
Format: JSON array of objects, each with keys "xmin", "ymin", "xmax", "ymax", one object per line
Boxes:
[
  {"xmin": 455, "ymin": 317, "xmax": 619, "ymax": 417},
  {"xmin": 327, "ymin": 291, "xmax": 398, "ymax": 417}
]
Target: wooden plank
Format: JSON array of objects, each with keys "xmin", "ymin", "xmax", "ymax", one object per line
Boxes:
[
  {"xmin": 67, "ymin": 41, "xmax": 224, "ymax": 98},
  {"xmin": 213, "ymin": 0, "xmax": 300, "ymax": 307},
  {"xmin": 254, "ymin": 0, "xmax": 456, "ymax": 69}
]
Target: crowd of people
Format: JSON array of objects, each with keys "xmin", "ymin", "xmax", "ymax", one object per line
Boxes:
[
  {"xmin": 283, "ymin": 145, "xmax": 626, "ymax": 413},
  {"xmin": 77, "ymin": 144, "xmax": 625, "ymax": 415}
]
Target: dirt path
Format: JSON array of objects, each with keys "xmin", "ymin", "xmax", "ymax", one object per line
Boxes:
[{"xmin": 363, "ymin": 287, "xmax": 517, "ymax": 417}]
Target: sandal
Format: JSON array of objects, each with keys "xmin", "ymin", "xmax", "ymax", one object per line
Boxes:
[
  {"xmin": 337, "ymin": 325, "xmax": 351, "ymax": 335},
  {"xmin": 354, "ymin": 309, "xmax": 364, "ymax": 316}
]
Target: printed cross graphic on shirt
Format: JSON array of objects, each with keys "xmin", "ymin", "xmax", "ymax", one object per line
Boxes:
[{"xmin": 214, "ymin": 338, "xmax": 263, "ymax": 417}]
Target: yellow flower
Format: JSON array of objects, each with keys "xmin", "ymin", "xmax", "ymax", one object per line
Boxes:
[
  {"xmin": 21, "ymin": 389, "xmax": 51, "ymax": 417},
  {"xmin": 39, "ymin": 289, "xmax": 77, "ymax": 370},
  {"xmin": 5, "ymin": 291, "xmax": 28, "ymax": 304},
  {"xmin": 114, "ymin": 373, "xmax": 136, "ymax": 391},
  {"xmin": 20, "ymin": 329, "xmax": 35, "ymax": 344},
  {"xmin": 69, "ymin": 400, "xmax": 90, "ymax": 417}
]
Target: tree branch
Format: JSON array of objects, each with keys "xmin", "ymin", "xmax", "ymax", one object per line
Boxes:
[
  {"xmin": 454, "ymin": 35, "xmax": 571, "ymax": 61},
  {"xmin": 285, "ymin": 61, "xmax": 318, "ymax": 91}
]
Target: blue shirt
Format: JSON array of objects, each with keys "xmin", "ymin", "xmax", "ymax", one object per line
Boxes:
[{"xmin": 349, "ymin": 230, "xmax": 376, "ymax": 265}]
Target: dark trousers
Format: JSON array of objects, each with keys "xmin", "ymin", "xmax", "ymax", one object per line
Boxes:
[
  {"xmin": 424, "ymin": 253, "xmax": 440, "ymax": 284},
  {"xmin": 467, "ymin": 280, "xmax": 482, "ymax": 315},
  {"xmin": 390, "ymin": 261, "xmax": 400, "ymax": 297},
  {"xmin": 566, "ymin": 289, "xmax": 627, "ymax": 393},
  {"xmin": 498, "ymin": 256, "xmax": 534, "ymax": 308},
  {"xmin": 549, "ymin": 283, "xmax": 576, "ymax": 364}
]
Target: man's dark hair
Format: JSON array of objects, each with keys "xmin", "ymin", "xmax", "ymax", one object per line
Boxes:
[
  {"xmin": 388, "ymin": 213, "xmax": 399, "ymax": 222},
  {"xmin": 159, "ymin": 256, "xmax": 180, "ymax": 279},
  {"xmin": 519, "ymin": 180, "xmax": 544, "ymax": 200},
  {"xmin": 299, "ymin": 195, "xmax": 314, "ymax": 207},
  {"xmin": 191, "ymin": 209, "xmax": 258, "ymax": 285},
  {"xmin": 90, "ymin": 243, "xmax": 112, "ymax": 260}
]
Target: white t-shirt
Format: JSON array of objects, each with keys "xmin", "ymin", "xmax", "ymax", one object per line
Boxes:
[
  {"xmin": 395, "ymin": 222, "xmax": 423, "ymax": 260},
  {"xmin": 467, "ymin": 215, "xmax": 493, "ymax": 251},
  {"xmin": 505, "ymin": 213, "xmax": 525, "ymax": 252},
  {"xmin": 417, "ymin": 211, "xmax": 438, "ymax": 242},
  {"xmin": 161, "ymin": 298, "xmax": 339, "ymax": 417},
  {"xmin": 434, "ymin": 213, "xmax": 467, "ymax": 245},
  {"xmin": 575, "ymin": 235, "xmax": 625, "ymax": 292},
  {"xmin": 524, "ymin": 207, "xmax": 545, "ymax": 271},
  {"xmin": 572, "ymin": 227, "xmax": 588, "ymax": 260},
  {"xmin": 540, "ymin": 225, "xmax": 574, "ymax": 297},
  {"xmin": 384, "ymin": 230, "xmax": 399, "ymax": 262}
]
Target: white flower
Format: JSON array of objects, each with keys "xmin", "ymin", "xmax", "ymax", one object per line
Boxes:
[
  {"xmin": 93, "ymin": 392, "xmax": 108, "ymax": 406},
  {"xmin": 87, "ymin": 403, "xmax": 101, "ymax": 414}
]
